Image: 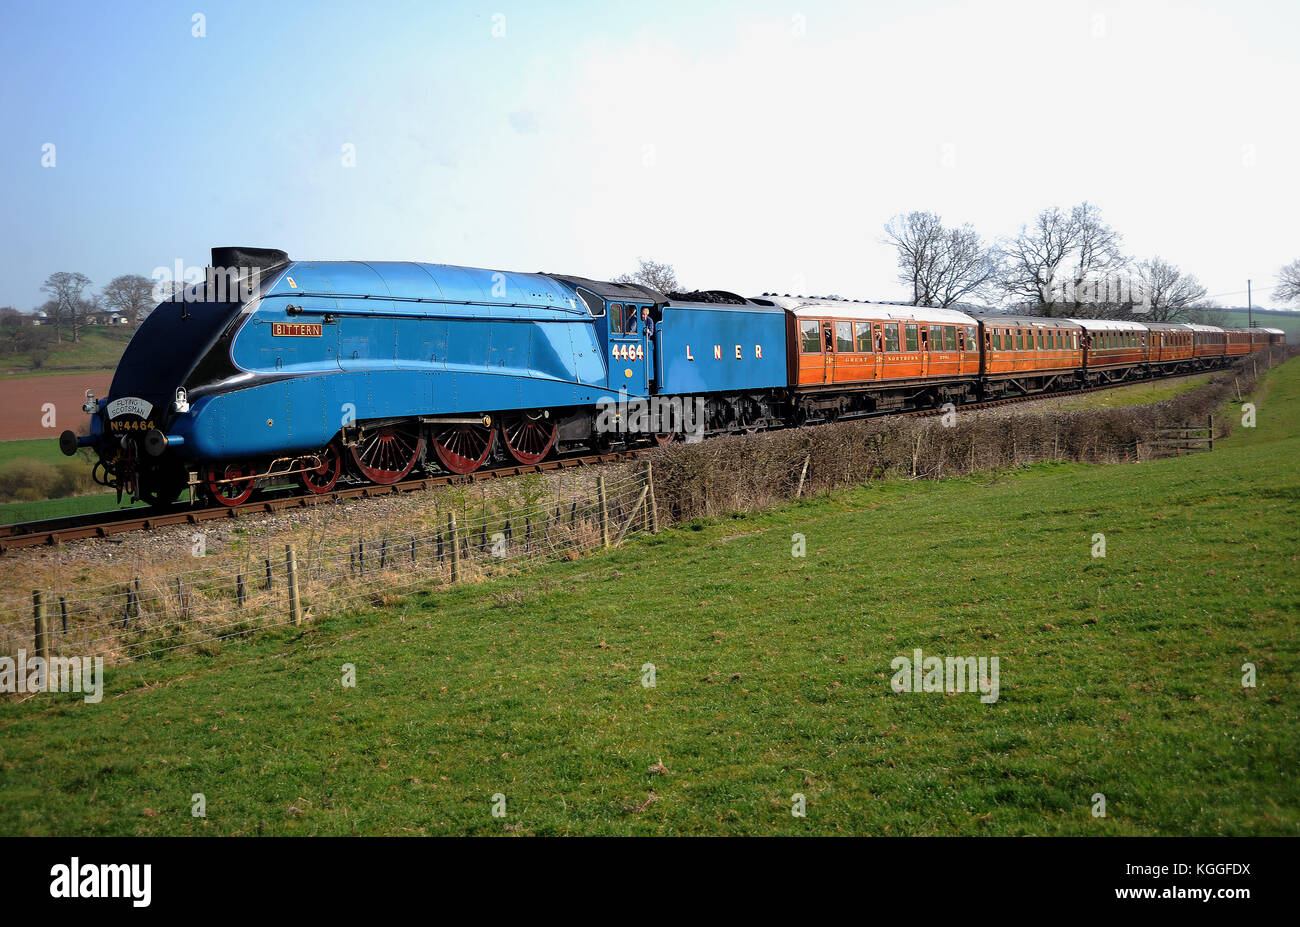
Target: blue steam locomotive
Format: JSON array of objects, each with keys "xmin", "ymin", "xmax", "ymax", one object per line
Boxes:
[{"xmin": 62, "ymin": 248, "xmax": 788, "ymax": 506}]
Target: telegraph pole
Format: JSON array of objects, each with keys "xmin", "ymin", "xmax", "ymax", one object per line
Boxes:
[{"xmin": 1248, "ymin": 279, "xmax": 1253, "ymax": 328}]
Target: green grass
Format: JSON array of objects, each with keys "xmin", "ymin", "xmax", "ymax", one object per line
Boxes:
[
  {"xmin": 1052, "ymin": 373, "xmax": 1213, "ymax": 410},
  {"xmin": 0, "ymin": 327, "xmax": 133, "ymax": 379},
  {"xmin": 0, "ymin": 364, "xmax": 1296, "ymax": 836},
  {"xmin": 0, "ymin": 437, "xmax": 70, "ymax": 468},
  {"xmin": 0, "ymin": 492, "xmax": 142, "ymax": 525},
  {"xmin": 1216, "ymin": 308, "xmax": 1300, "ymax": 338}
]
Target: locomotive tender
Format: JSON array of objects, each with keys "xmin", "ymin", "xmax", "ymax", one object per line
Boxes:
[{"xmin": 60, "ymin": 247, "xmax": 1283, "ymax": 508}]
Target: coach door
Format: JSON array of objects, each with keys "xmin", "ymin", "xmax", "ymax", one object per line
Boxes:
[{"xmin": 608, "ymin": 301, "xmax": 649, "ymax": 395}]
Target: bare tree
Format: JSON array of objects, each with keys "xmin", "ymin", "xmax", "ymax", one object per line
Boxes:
[
  {"xmin": 40, "ymin": 271, "xmax": 92, "ymax": 343},
  {"xmin": 1276, "ymin": 259, "xmax": 1300, "ymax": 305},
  {"xmin": 1001, "ymin": 203, "xmax": 1128, "ymax": 317},
  {"xmin": 883, "ymin": 211, "xmax": 999, "ymax": 307},
  {"xmin": 1133, "ymin": 257, "xmax": 1207, "ymax": 321},
  {"xmin": 613, "ymin": 258, "xmax": 679, "ymax": 295},
  {"xmin": 101, "ymin": 274, "xmax": 157, "ymax": 323},
  {"xmin": 1188, "ymin": 302, "xmax": 1229, "ymax": 327}
]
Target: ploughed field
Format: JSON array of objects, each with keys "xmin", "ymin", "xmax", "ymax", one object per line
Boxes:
[
  {"xmin": 0, "ymin": 372, "xmax": 105, "ymax": 441},
  {"xmin": 0, "ymin": 363, "xmax": 1296, "ymax": 835}
]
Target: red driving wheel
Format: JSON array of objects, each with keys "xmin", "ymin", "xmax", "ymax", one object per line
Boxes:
[
  {"xmin": 206, "ymin": 463, "xmax": 256, "ymax": 507},
  {"xmin": 431, "ymin": 423, "xmax": 494, "ymax": 475},
  {"xmin": 350, "ymin": 425, "xmax": 423, "ymax": 485},
  {"xmin": 298, "ymin": 442, "xmax": 342, "ymax": 494},
  {"xmin": 500, "ymin": 413, "xmax": 557, "ymax": 465}
]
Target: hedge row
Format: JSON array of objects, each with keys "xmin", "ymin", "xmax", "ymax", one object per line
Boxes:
[{"xmin": 648, "ymin": 348, "xmax": 1295, "ymax": 522}]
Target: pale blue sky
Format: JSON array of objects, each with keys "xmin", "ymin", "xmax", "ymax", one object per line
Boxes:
[{"xmin": 2, "ymin": 0, "xmax": 1297, "ymax": 310}]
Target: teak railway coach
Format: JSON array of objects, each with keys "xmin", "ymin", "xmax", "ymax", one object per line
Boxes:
[{"xmin": 60, "ymin": 248, "xmax": 1283, "ymax": 508}]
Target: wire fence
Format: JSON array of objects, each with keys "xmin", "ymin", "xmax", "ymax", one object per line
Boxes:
[{"xmin": 5, "ymin": 466, "xmax": 657, "ymax": 668}]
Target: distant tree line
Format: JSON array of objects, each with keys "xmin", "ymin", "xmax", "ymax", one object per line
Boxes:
[
  {"xmin": 882, "ymin": 204, "xmax": 1300, "ymax": 323},
  {"xmin": 1, "ymin": 271, "xmax": 155, "ymax": 366},
  {"xmin": 621, "ymin": 218, "xmax": 1298, "ymax": 324}
]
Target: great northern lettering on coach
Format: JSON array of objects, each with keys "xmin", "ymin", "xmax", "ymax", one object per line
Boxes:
[{"xmin": 55, "ymin": 250, "xmax": 1264, "ymax": 508}]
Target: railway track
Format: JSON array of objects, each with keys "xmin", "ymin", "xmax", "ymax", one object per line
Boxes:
[
  {"xmin": 0, "ymin": 372, "xmax": 1209, "ymax": 554},
  {"xmin": 0, "ymin": 450, "xmax": 647, "ymax": 554}
]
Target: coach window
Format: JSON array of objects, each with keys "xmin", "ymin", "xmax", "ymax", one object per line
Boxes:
[
  {"xmin": 1037, "ymin": 330, "xmax": 1044, "ymax": 350},
  {"xmin": 1016, "ymin": 329, "xmax": 1025, "ymax": 350},
  {"xmin": 835, "ymin": 321, "xmax": 853, "ymax": 353},
  {"xmin": 919, "ymin": 327, "xmax": 929, "ymax": 351},
  {"xmin": 904, "ymin": 323, "xmax": 919, "ymax": 352},
  {"xmin": 823, "ymin": 322, "xmax": 834, "ymax": 352},
  {"xmin": 884, "ymin": 323, "xmax": 900, "ymax": 352},
  {"xmin": 800, "ymin": 320, "xmax": 820, "ymax": 353},
  {"xmin": 944, "ymin": 326, "xmax": 956, "ymax": 351},
  {"xmin": 854, "ymin": 322, "xmax": 872, "ymax": 352},
  {"xmin": 610, "ymin": 303, "xmax": 623, "ymax": 334}
]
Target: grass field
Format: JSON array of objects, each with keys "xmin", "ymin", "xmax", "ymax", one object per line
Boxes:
[
  {"xmin": 0, "ymin": 362, "xmax": 1296, "ymax": 836},
  {"xmin": 1216, "ymin": 308, "xmax": 1300, "ymax": 338},
  {"xmin": 0, "ymin": 438, "xmax": 125, "ymax": 524},
  {"xmin": 0, "ymin": 492, "xmax": 141, "ymax": 525},
  {"xmin": 0, "ymin": 438, "xmax": 69, "ymax": 468},
  {"xmin": 1050, "ymin": 373, "xmax": 1213, "ymax": 410},
  {"xmin": 0, "ymin": 327, "xmax": 133, "ymax": 380}
]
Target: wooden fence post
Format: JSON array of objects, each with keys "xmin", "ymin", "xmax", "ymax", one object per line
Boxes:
[
  {"xmin": 59, "ymin": 596, "xmax": 68, "ymax": 634},
  {"xmin": 33, "ymin": 591, "xmax": 49, "ymax": 662},
  {"xmin": 236, "ymin": 571, "xmax": 247, "ymax": 608},
  {"xmin": 613, "ymin": 486, "xmax": 649, "ymax": 547},
  {"xmin": 642, "ymin": 461, "xmax": 656, "ymax": 533},
  {"xmin": 795, "ymin": 455, "xmax": 810, "ymax": 498},
  {"xmin": 264, "ymin": 557, "xmax": 274, "ymax": 590},
  {"xmin": 286, "ymin": 544, "xmax": 302, "ymax": 626},
  {"xmin": 1208, "ymin": 414, "xmax": 1214, "ymax": 452},
  {"xmin": 448, "ymin": 512, "xmax": 461, "ymax": 582},
  {"xmin": 598, "ymin": 476, "xmax": 610, "ymax": 549}
]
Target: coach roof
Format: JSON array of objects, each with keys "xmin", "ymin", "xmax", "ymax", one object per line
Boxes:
[
  {"xmin": 764, "ymin": 295, "xmax": 978, "ymax": 326},
  {"xmin": 1067, "ymin": 318, "xmax": 1151, "ymax": 331},
  {"xmin": 973, "ymin": 314, "xmax": 1083, "ymax": 329}
]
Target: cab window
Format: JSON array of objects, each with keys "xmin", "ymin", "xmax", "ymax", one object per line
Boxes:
[
  {"xmin": 854, "ymin": 322, "xmax": 872, "ymax": 352},
  {"xmin": 624, "ymin": 305, "xmax": 638, "ymax": 334},
  {"xmin": 799, "ymin": 320, "xmax": 820, "ymax": 354},
  {"xmin": 835, "ymin": 321, "xmax": 853, "ymax": 353},
  {"xmin": 610, "ymin": 303, "xmax": 623, "ymax": 334}
]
